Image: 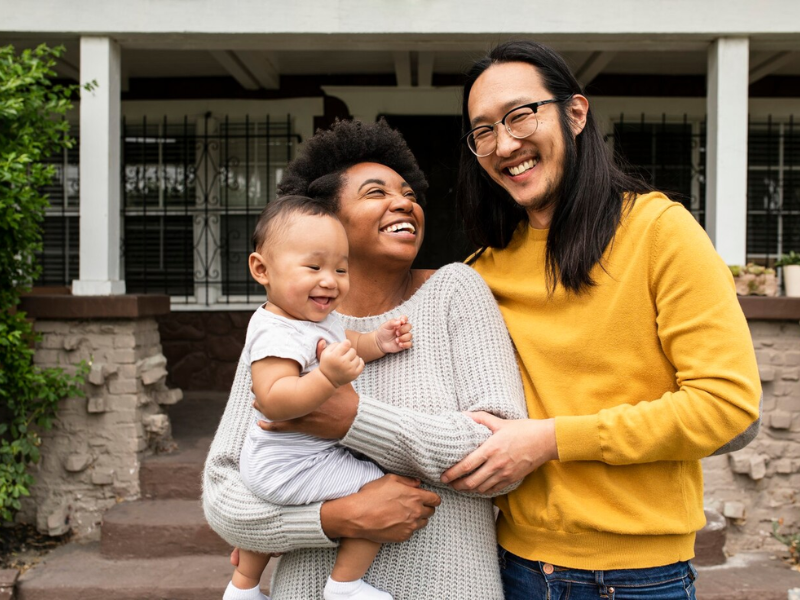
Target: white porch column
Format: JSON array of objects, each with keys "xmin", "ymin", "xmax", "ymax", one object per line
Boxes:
[
  {"xmin": 706, "ymin": 37, "xmax": 749, "ymax": 266},
  {"xmin": 73, "ymin": 36, "xmax": 125, "ymax": 295}
]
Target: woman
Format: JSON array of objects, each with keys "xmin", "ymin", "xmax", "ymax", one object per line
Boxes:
[{"xmin": 203, "ymin": 118, "xmax": 527, "ymax": 599}]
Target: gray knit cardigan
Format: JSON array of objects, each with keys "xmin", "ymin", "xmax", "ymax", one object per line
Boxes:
[{"xmin": 203, "ymin": 263, "xmax": 527, "ymax": 599}]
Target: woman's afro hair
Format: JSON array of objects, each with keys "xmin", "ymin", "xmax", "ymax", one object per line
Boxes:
[{"xmin": 277, "ymin": 118, "xmax": 429, "ymax": 211}]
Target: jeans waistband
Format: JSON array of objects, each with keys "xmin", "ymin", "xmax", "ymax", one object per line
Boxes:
[{"xmin": 500, "ymin": 548, "xmax": 696, "ymax": 587}]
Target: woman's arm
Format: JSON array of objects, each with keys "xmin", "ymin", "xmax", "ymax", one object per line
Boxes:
[{"xmin": 202, "ymin": 356, "xmax": 439, "ymax": 552}]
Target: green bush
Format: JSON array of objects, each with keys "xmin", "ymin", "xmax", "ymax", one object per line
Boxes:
[{"xmin": 0, "ymin": 44, "xmax": 89, "ymax": 524}]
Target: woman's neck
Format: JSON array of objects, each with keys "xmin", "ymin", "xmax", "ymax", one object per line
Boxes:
[{"xmin": 338, "ymin": 260, "xmax": 423, "ymax": 318}]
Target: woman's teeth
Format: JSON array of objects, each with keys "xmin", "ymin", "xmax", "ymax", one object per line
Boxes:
[
  {"xmin": 381, "ymin": 223, "xmax": 416, "ymax": 234},
  {"xmin": 508, "ymin": 159, "xmax": 537, "ymax": 176}
]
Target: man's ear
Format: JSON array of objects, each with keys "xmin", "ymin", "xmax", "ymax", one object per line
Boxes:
[
  {"xmin": 249, "ymin": 251, "xmax": 269, "ymax": 286},
  {"xmin": 568, "ymin": 94, "xmax": 590, "ymax": 137}
]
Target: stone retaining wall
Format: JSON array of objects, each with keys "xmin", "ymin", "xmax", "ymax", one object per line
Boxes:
[
  {"xmin": 21, "ymin": 317, "xmax": 181, "ymax": 539},
  {"xmin": 702, "ymin": 319, "xmax": 800, "ymax": 555}
]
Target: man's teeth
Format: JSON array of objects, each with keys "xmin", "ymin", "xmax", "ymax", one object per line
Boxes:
[
  {"xmin": 508, "ymin": 159, "xmax": 537, "ymax": 176},
  {"xmin": 382, "ymin": 223, "xmax": 416, "ymax": 234}
]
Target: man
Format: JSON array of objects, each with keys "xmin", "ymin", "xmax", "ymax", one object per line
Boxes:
[{"xmin": 442, "ymin": 41, "xmax": 761, "ymax": 599}]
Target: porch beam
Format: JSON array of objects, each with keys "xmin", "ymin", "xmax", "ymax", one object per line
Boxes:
[
  {"xmin": 209, "ymin": 50, "xmax": 259, "ymax": 90},
  {"xmin": 749, "ymin": 51, "xmax": 794, "ymax": 84},
  {"xmin": 393, "ymin": 51, "xmax": 412, "ymax": 87},
  {"xmin": 706, "ymin": 37, "xmax": 749, "ymax": 266},
  {"xmin": 54, "ymin": 56, "xmax": 80, "ymax": 81},
  {"xmin": 575, "ymin": 51, "xmax": 617, "ymax": 87},
  {"xmin": 235, "ymin": 51, "xmax": 279, "ymax": 89},
  {"xmin": 73, "ymin": 36, "xmax": 125, "ymax": 295},
  {"xmin": 418, "ymin": 51, "xmax": 435, "ymax": 88}
]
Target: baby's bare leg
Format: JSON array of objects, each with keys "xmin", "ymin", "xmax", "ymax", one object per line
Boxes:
[
  {"xmin": 232, "ymin": 549, "xmax": 270, "ymax": 590},
  {"xmin": 331, "ymin": 538, "xmax": 381, "ymax": 582},
  {"xmin": 324, "ymin": 539, "xmax": 391, "ymax": 599}
]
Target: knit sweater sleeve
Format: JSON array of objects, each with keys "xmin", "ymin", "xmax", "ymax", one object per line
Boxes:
[
  {"xmin": 342, "ymin": 264, "xmax": 528, "ymax": 493},
  {"xmin": 555, "ymin": 204, "xmax": 762, "ymax": 464},
  {"xmin": 202, "ymin": 356, "xmax": 338, "ymax": 553}
]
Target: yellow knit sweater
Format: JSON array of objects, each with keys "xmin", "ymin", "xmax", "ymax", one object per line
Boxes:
[{"xmin": 472, "ymin": 192, "xmax": 761, "ymax": 570}]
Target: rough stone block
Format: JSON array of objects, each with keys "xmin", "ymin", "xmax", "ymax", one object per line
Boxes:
[
  {"xmin": 111, "ymin": 349, "xmax": 137, "ymax": 364},
  {"xmin": 750, "ymin": 454, "xmax": 768, "ymax": 480},
  {"xmin": 143, "ymin": 414, "xmax": 170, "ymax": 437},
  {"xmin": 729, "ymin": 452, "xmax": 751, "ymax": 474},
  {"xmin": 114, "ymin": 335, "xmax": 137, "ymax": 349},
  {"xmin": 782, "ymin": 368, "xmax": 800, "ymax": 381},
  {"xmin": 63, "ymin": 335, "xmax": 88, "ymax": 351},
  {"xmin": 91, "ymin": 468, "xmax": 114, "ymax": 485},
  {"xmin": 88, "ymin": 363, "xmax": 106, "ymax": 386},
  {"xmin": 155, "ymin": 389, "xmax": 183, "ymax": 406},
  {"xmin": 46, "ymin": 504, "xmax": 70, "ymax": 536},
  {"xmin": 770, "ymin": 411, "xmax": 793, "ymax": 430},
  {"xmin": 141, "ymin": 367, "xmax": 168, "ymax": 386},
  {"xmin": 86, "ymin": 396, "xmax": 108, "ymax": 413},
  {"xmin": 138, "ymin": 354, "xmax": 167, "ymax": 372},
  {"xmin": 64, "ymin": 453, "xmax": 93, "ymax": 473},
  {"xmin": 776, "ymin": 459, "xmax": 794, "ymax": 474},
  {"xmin": 34, "ymin": 349, "xmax": 63, "ymax": 365},
  {"xmin": 759, "ymin": 366, "xmax": 776, "ymax": 382},
  {"xmin": 723, "ymin": 501, "xmax": 746, "ymax": 520},
  {"xmin": 108, "ymin": 379, "xmax": 140, "ymax": 395},
  {"xmin": 785, "ymin": 351, "xmax": 800, "ymax": 366}
]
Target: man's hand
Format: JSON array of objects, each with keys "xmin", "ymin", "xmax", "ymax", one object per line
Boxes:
[
  {"xmin": 320, "ymin": 474, "xmax": 441, "ymax": 543},
  {"xmin": 257, "ymin": 383, "xmax": 359, "ymax": 439},
  {"xmin": 440, "ymin": 412, "xmax": 559, "ymax": 495},
  {"xmin": 376, "ymin": 316, "xmax": 413, "ymax": 354},
  {"xmin": 319, "ymin": 340, "xmax": 364, "ymax": 387}
]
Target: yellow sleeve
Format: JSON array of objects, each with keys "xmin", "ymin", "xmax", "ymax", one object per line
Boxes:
[{"xmin": 556, "ymin": 204, "xmax": 761, "ymax": 464}]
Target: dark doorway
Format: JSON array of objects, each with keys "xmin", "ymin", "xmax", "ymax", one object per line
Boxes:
[{"xmin": 380, "ymin": 115, "xmax": 474, "ymax": 269}]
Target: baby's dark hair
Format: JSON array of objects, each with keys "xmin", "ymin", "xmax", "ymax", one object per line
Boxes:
[
  {"xmin": 252, "ymin": 195, "xmax": 339, "ymax": 252},
  {"xmin": 277, "ymin": 118, "xmax": 429, "ymax": 211}
]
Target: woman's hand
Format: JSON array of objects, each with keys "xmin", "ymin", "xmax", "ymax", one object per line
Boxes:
[
  {"xmin": 440, "ymin": 412, "xmax": 559, "ymax": 495},
  {"xmin": 257, "ymin": 383, "xmax": 359, "ymax": 439},
  {"xmin": 320, "ymin": 474, "xmax": 441, "ymax": 543}
]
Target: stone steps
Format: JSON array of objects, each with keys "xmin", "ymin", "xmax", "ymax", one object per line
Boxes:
[
  {"xmin": 140, "ymin": 440, "xmax": 209, "ymax": 500},
  {"xmin": 101, "ymin": 498, "xmax": 230, "ymax": 559},
  {"xmin": 17, "ymin": 542, "xmax": 239, "ymax": 600}
]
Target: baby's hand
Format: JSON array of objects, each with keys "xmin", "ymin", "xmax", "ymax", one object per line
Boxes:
[
  {"xmin": 376, "ymin": 316, "xmax": 413, "ymax": 355},
  {"xmin": 319, "ymin": 340, "xmax": 365, "ymax": 387}
]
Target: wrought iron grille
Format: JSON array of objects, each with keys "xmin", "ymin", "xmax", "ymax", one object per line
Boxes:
[
  {"xmin": 121, "ymin": 114, "xmax": 296, "ymax": 305},
  {"xmin": 747, "ymin": 117, "xmax": 800, "ymax": 262},
  {"xmin": 36, "ymin": 133, "xmax": 80, "ymax": 286},
  {"xmin": 608, "ymin": 114, "xmax": 706, "ymax": 227}
]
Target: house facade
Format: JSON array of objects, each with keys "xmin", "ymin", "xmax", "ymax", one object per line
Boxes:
[{"xmin": 4, "ymin": 0, "xmax": 800, "ymax": 552}]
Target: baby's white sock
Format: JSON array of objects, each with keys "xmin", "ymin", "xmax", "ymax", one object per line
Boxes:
[
  {"xmin": 222, "ymin": 580, "xmax": 270, "ymax": 600},
  {"xmin": 323, "ymin": 577, "xmax": 392, "ymax": 600}
]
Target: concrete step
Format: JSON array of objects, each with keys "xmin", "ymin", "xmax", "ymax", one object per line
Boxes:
[
  {"xmin": 696, "ymin": 552, "xmax": 800, "ymax": 599},
  {"xmin": 101, "ymin": 499, "xmax": 230, "ymax": 559},
  {"xmin": 17, "ymin": 541, "xmax": 272, "ymax": 600},
  {"xmin": 140, "ymin": 438, "xmax": 209, "ymax": 500}
]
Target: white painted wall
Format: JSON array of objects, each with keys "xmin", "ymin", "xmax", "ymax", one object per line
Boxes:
[{"xmin": 2, "ymin": 0, "xmax": 800, "ymax": 46}]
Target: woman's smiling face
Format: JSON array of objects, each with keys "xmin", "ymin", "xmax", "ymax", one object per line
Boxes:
[{"xmin": 336, "ymin": 162, "xmax": 425, "ymax": 266}]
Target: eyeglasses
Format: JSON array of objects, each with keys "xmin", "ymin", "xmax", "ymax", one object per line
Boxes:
[{"xmin": 462, "ymin": 99, "xmax": 559, "ymax": 157}]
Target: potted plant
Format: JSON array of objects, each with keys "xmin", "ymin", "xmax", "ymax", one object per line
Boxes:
[
  {"xmin": 776, "ymin": 252, "xmax": 800, "ymax": 297},
  {"xmin": 729, "ymin": 264, "xmax": 778, "ymax": 296}
]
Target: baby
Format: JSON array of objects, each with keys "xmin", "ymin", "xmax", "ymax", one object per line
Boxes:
[{"xmin": 223, "ymin": 195, "xmax": 411, "ymax": 600}]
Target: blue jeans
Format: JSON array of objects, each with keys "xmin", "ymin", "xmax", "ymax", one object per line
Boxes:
[{"xmin": 499, "ymin": 547, "xmax": 698, "ymax": 600}]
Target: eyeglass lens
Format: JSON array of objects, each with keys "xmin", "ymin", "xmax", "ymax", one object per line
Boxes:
[{"xmin": 468, "ymin": 105, "xmax": 540, "ymax": 156}]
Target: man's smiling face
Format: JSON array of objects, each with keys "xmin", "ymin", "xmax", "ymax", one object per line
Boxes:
[{"xmin": 467, "ymin": 62, "xmax": 570, "ymax": 223}]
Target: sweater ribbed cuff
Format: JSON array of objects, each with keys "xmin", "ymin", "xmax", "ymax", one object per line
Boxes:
[
  {"xmin": 341, "ymin": 395, "xmax": 405, "ymax": 458},
  {"xmin": 555, "ymin": 414, "xmax": 603, "ymax": 462},
  {"xmin": 281, "ymin": 503, "xmax": 338, "ymax": 548}
]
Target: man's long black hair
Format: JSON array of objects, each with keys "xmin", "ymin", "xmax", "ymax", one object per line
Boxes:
[{"xmin": 458, "ymin": 41, "xmax": 652, "ymax": 294}]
